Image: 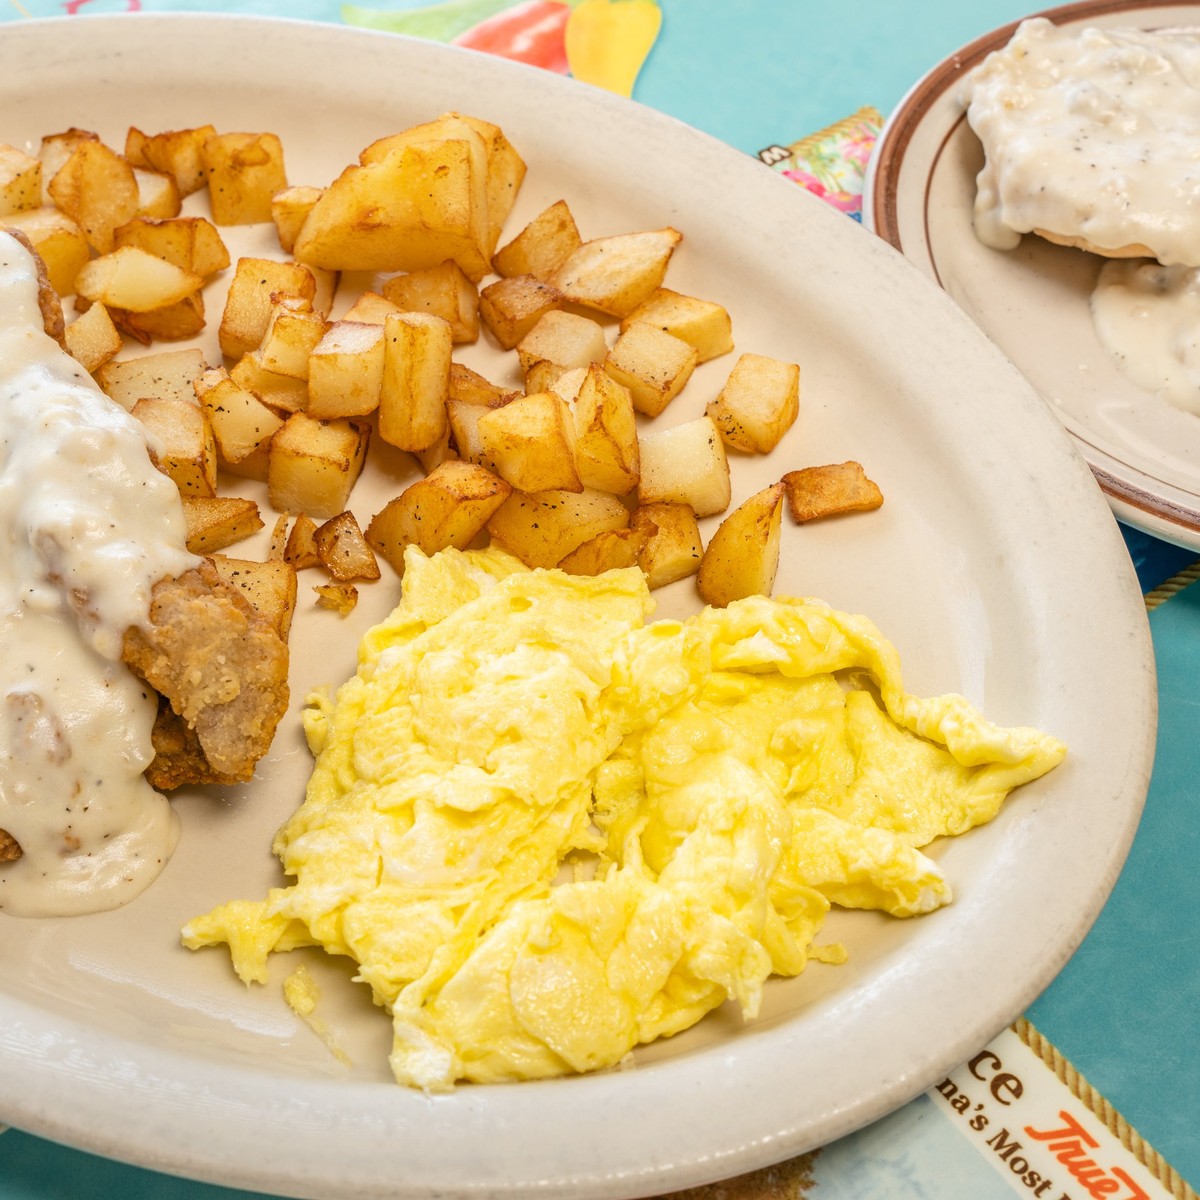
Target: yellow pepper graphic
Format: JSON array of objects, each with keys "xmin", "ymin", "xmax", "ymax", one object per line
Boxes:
[{"xmin": 565, "ymin": 0, "xmax": 662, "ymax": 96}]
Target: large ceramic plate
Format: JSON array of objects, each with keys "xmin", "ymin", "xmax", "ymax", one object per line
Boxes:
[
  {"xmin": 864, "ymin": 1, "xmax": 1200, "ymax": 550},
  {"xmin": 0, "ymin": 15, "xmax": 1154, "ymax": 1200}
]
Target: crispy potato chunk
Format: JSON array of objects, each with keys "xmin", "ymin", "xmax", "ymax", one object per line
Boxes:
[
  {"xmin": 284, "ymin": 512, "xmax": 322, "ymax": 569},
  {"xmin": 478, "ymin": 391, "xmax": 582, "ymax": 493},
  {"xmin": 74, "ymin": 246, "xmax": 203, "ymax": 313},
  {"xmin": 218, "ymin": 256, "xmax": 318, "ymax": 360},
  {"xmin": 209, "ymin": 555, "xmax": 298, "ymax": 641},
  {"xmin": 492, "ymin": 199, "xmax": 582, "ymax": 281},
  {"xmin": 552, "ymin": 227, "xmax": 682, "ymax": 317},
  {"xmin": 132, "ymin": 167, "xmax": 182, "ymax": 220},
  {"xmin": 132, "ymin": 395, "xmax": 217, "ymax": 498},
  {"xmin": 0, "ymin": 144, "xmax": 42, "ymax": 216},
  {"xmin": 267, "ymin": 413, "xmax": 370, "ymax": 519},
  {"xmin": 0, "ymin": 206, "xmax": 90, "ymax": 295},
  {"xmin": 638, "ymin": 415, "xmax": 731, "ymax": 517},
  {"xmin": 558, "ymin": 526, "xmax": 650, "ymax": 576},
  {"xmin": 449, "ymin": 361, "xmax": 515, "ymax": 407},
  {"xmin": 571, "ymin": 364, "xmax": 640, "ymax": 495},
  {"xmin": 457, "ymin": 113, "xmax": 526, "ymax": 254},
  {"xmin": 181, "ymin": 495, "xmax": 264, "ymax": 554},
  {"xmin": 314, "ymin": 582, "xmax": 358, "ymax": 615},
  {"xmin": 64, "ymin": 301, "xmax": 122, "ymax": 371},
  {"xmin": 378, "ymin": 311, "xmax": 452, "ymax": 452},
  {"xmin": 366, "ymin": 460, "xmax": 511, "ymax": 571},
  {"xmin": 203, "ymin": 131, "xmax": 288, "ymax": 226},
  {"xmin": 228, "ymin": 350, "xmax": 308, "ymax": 414},
  {"xmin": 271, "ymin": 185, "xmax": 322, "ymax": 254},
  {"xmin": 604, "ymin": 321, "xmax": 697, "ymax": 417},
  {"xmin": 696, "ymin": 483, "xmax": 786, "ymax": 608},
  {"xmin": 37, "ymin": 128, "xmax": 98, "ymax": 203},
  {"xmin": 48, "ymin": 140, "xmax": 139, "ymax": 254},
  {"xmin": 707, "ymin": 352, "xmax": 800, "ymax": 454},
  {"xmin": 382, "ymin": 260, "xmax": 480, "ymax": 344},
  {"xmin": 342, "ymin": 291, "xmax": 401, "ymax": 325},
  {"xmin": 113, "ymin": 215, "xmax": 230, "ymax": 278},
  {"xmin": 516, "ymin": 309, "xmax": 607, "ymax": 376},
  {"xmin": 486, "ymin": 487, "xmax": 629, "ymax": 569},
  {"xmin": 314, "ymin": 511, "xmax": 380, "ymax": 582},
  {"xmin": 110, "ymin": 293, "xmax": 206, "ymax": 345},
  {"xmin": 307, "ymin": 320, "xmax": 385, "ymax": 419},
  {"xmin": 630, "ymin": 501, "xmax": 703, "ymax": 589},
  {"xmin": 96, "ymin": 347, "xmax": 206, "ymax": 411},
  {"xmin": 125, "ymin": 124, "xmax": 216, "ymax": 197},
  {"xmin": 257, "ymin": 297, "xmax": 328, "ymax": 380},
  {"xmin": 478, "ymin": 273, "xmax": 564, "ymax": 351},
  {"xmin": 781, "ymin": 462, "xmax": 884, "ymax": 522}
]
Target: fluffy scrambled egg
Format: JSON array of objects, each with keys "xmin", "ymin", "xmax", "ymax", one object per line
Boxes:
[{"xmin": 183, "ymin": 546, "xmax": 1065, "ymax": 1090}]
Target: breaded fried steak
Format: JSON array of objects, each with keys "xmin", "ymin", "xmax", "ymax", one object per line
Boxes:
[{"xmin": 122, "ymin": 558, "xmax": 289, "ymax": 785}]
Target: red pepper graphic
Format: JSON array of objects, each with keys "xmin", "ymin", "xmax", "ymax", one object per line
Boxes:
[{"xmin": 452, "ymin": 0, "xmax": 571, "ymax": 73}]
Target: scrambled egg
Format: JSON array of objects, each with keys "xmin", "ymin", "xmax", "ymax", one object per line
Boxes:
[{"xmin": 183, "ymin": 546, "xmax": 1066, "ymax": 1090}]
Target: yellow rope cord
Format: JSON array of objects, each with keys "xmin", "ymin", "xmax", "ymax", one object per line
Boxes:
[{"xmin": 1144, "ymin": 560, "xmax": 1200, "ymax": 611}]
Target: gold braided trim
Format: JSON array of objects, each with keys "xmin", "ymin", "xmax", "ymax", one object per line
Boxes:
[
  {"xmin": 1014, "ymin": 1018, "xmax": 1197, "ymax": 1199},
  {"xmin": 1144, "ymin": 560, "xmax": 1200, "ymax": 611}
]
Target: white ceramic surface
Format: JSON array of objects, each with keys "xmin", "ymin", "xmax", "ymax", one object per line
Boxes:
[
  {"xmin": 864, "ymin": 0, "xmax": 1200, "ymax": 551},
  {"xmin": 0, "ymin": 15, "xmax": 1155, "ymax": 1200}
]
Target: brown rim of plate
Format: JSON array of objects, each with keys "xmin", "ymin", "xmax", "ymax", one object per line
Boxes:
[{"xmin": 869, "ymin": 0, "xmax": 1200, "ymax": 535}]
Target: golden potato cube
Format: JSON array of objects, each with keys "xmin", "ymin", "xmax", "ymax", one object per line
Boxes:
[
  {"xmin": 0, "ymin": 206, "xmax": 90, "ymax": 295},
  {"xmin": 313, "ymin": 511, "xmax": 380, "ymax": 582},
  {"xmin": 219, "ymin": 257, "xmax": 317, "ymax": 360},
  {"xmin": 125, "ymin": 125, "xmax": 216, "ymax": 197},
  {"xmin": 203, "ymin": 132, "xmax": 287, "ymax": 226},
  {"xmin": 74, "ymin": 246, "xmax": 203, "ymax": 313},
  {"xmin": 294, "ymin": 139, "xmax": 490, "ymax": 279},
  {"xmin": 558, "ymin": 526, "xmax": 650, "ymax": 576},
  {"xmin": 781, "ymin": 462, "xmax": 884, "ymax": 522},
  {"xmin": 620, "ymin": 287, "xmax": 734, "ymax": 363},
  {"xmin": 110, "ymin": 293, "xmax": 205, "ymax": 345},
  {"xmin": 378, "ymin": 311, "xmax": 452, "ymax": 452},
  {"xmin": 447, "ymin": 395, "xmax": 510, "ymax": 469},
  {"xmin": 456, "ymin": 114, "xmax": 527, "ymax": 254},
  {"xmin": 366, "ymin": 459, "xmax": 511, "ymax": 571},
  {"xmin": 492, "ymin": 198, "xmax": 581, "ymax": 281},
  {"xmin": 478, "ymin": 390, "xmax": 582, "ymax": 493},
  {"xmin": 229, "ymin": 350, "xmax": 309, "ymax": 414},
  {"xmin": 604, "ymin": 321, "xmax": 697, "ymax": 418},
  {"xmin": 267, "ymin": 513, "xmax": 290, "ymax": 560},
  {"xmin": 638, "ymin": 415, "xmax": 731, "ymax": 517},
  {"xmin": 284, "ymin": 513, "xmax": 322, "ymax": 569},
  {"xmin": 0, "ymin": 144, "xmax": 41, "ymax": 216},
  {"xmin": 95, "ymin": 347, "xmax": 206, "ymax": 410},
  {"xmin": 629, "ymin": 502, "xmax": 702, "ymax": 588},
  {"xmin": 381, "ymin": 260, "xmax": 480, "ymax": 344},
  {"xmin": 113, "ymin": 215, "xmax": 230, "ymax": 278},
  {"xmin": 486, "ymin": 488, "xmax": 629, "ymax": 570},
  {"xmin": 38, "ymin": 128, "xmax": 97, "ymax": 203},
  {"xmin": 64, "ymin": 302, "xmax": 122, "ymax": 372},
  {"xmin": 195, "ymin": 366, "xmax": 286, "ymax": 479},
  {"xmin": 210, "ymin": 555, "xmax": 298, "ymax": 639},
  {"xmin": 572, "ymin": 364, "xmax": 640, "ymax": 495},
  {"xmin": 132, "ymin": 167, "xmax": 181, "ymax": 220},
  {"xmin": 132, "ymin": 395, "xmax": 217, "ymax": 498},
  {"xmin": 696, "ymin": 482, "xmax": 786, "ymax": 608},
  {"xmin": 48, "ymin": 140, "xmax": 140, "ymax": 255},
  {"xmin": 314, "ymin": 582, "xmax": 359, "ymax": 615},
  {"xmin": 180, "ymin": 495, "xmax": 264, "ymax": 554},
  {"xmin": 342, "ymin": 291, "xmax": 402, "ymax": 325},
  {"xmin": 258, "ymin": 298, "xmax": 327, "ymax": 380},
  {"xmin": 523, "ymin": 360, "xmax": 575, "ymax": 395},
  {"xmin": 307, "ymin": 320, "xmax": 385, "ymax": 418},
  {"xmin": 707, "ymin": 353, "xmax": 800, "ymax": 454},
  {"xmin": 449, "ymin": 362, "xmax": 515, "ymax": 407},
  {"xmin": 552, "ymin": 227, "xmax": 682, "ymax": 317},
  {"xmin": 414, "ymin": 425, "xmax": 458, "ymax": 474},
  {"xmin": 478, "ymin": 273, "xmax": 564, "ymax": 351},
  {"xmin": 271, "ymin": 185, "xmax": 322, "ymax": 254},
  {"xmin": 268, "ymin": 413, "xmax": 370, "ymax": 519},
  {"xmin": 516, "ymin": 309, "xmax": 607, "ymax": 375}
]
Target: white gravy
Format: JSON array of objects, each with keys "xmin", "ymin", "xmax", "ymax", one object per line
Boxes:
[
  {"xmin": 961, "ymin": 19, "xmax": 1200, "ymax": 266},
  {"xmin": 0, "ymin": 232, "xmax": 198, "ymax": 917},
  {"xmin": 1091, "ymin": 259, "xmax": 1200, "ymax": 414}
]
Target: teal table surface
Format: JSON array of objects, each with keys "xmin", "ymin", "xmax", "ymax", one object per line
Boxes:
[{"xmin": 1, "ymin": 1, "xmax": 1197, "ymax": 1197}]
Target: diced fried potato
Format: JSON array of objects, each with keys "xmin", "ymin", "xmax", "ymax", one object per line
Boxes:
[
  {"xmin": 378, "ymin": 311, "xmax": 452, "ymax": 452},
  {"xmin": 229, "ymin": 349, "xmax": 308, "ymax": 414},
  {"xmin": 96, "ymin": 347, "xmax": 206, "ymax": 410},
  {"xmin": 449, "ymin": 362, "xmax": 515, "ymax": 407},
  {"xmin": 571, "ymin": 364, "xmax": 640, "ymax": 494},
  {"xmin": 491, "ymin": 198, "xmax": 581, "ymax": 281},
  {"xmin": 381, "ymin": 260, "xmax": 480, "ymax": 344},
  {"xmin": 366, "ymin": 459, "xmax": 511, "ymax": 571},
  {"xmin": 551, "ymin": 228, "xmax": 682, "ymax": 317},
  {"xmin": 74, "ymin": 246, "xmax": 203, "ymax": 312},
  {"xmin": 38, "ymin": 128, "xmax": 98, "ymax": 203},
  {"xmin": 516, "ymin": 309, "xmax": 607, "ymax": 375},
  {"xmin": 478, "ymin": 391, "xmax": 581, "ymax": 493},
  {"xmin": 478, "ymin": 273, "xmax": 564, "ymax": 350},
  {"xmin": 696, "ymin": 482, "xmax": 785, "ymax": 608},
  {"xmin": 638, "ymin": 415, "xmax": 731, "ymax": 517},
  {"xmin": 558, "ymin": 526, "xmax": 650, "ymax": 576},
  {"xmin": 113, "ymin": 215, "xmax": 230, "ymax": 278},
  {"xmin": 131, "ymin": 395, "xmax": 217, "ymax": 498},
  {"xmin": 314, "ymin": 582, "xmax": 358, "ymax": 615},
  {"xmin": 447, "ymin": 394, "xmax": 511, "ymax": 469},
  {"xmin": 308, "ymin": 266, "xmax": 338, "ymax": 318},
  {"xmin": 110, "ymin": 292, "xmax": 206, "ymax": 345},
  {"xmin": 549, "ymin": 367, "xmax": 587, "ymax": 404},
  {"xmin": 133, "ymin": 167, "xmax": 181, "ymax": 219},
  {"xmin": 180, "ymin": 495, "xmax": 264, "ymax": 554},
  {"xmin": 267, "ymin": 513, "xmax": 290, "ymax": 560},
  {"xmin": 267, "ymin": 413, "xmax": 370, "ymax": 519},
  {"xmin": 781, "ymin": 461, "xmax": 884, "ymax": 522},
  {"xmin": 293, "ymin": 138, "xmax": 490, "ymax": 279},
  {"xmin": 203, "ymin": 131, "xmax": 288, "ymax": 226},
  {"xmin": 487, "ymin": 488, "xmax": 630, "ymax": 570},
  {"xmin": 0, "ymin": 144, "xmax": 42, "ymax": 216},
  {"xmin": 271, "ymin": 185, "xmax": 322, "ymax": 254},
  {"xmin": 307, "ymin": 320, "xmax": 385, "ymax": 418},
  {"xmin": 414, "ymin": 424, "xmax": 457, "ymax": 474},
  {"xmin": 218, "ymin": 256, "xmax": 317, "ymax": 360},
  {"xmin": 195, "ymin": 366, "xmax": 286, "ymax": 479},
  {"xmin": 456, "ymin": 114, "xmax": 526, "ymax": 254},
  {"xmin": 48, "ymin": 140, "xmax": 140, "ymax": 254},
  {"xmin": 707, "ymin": 352, "xmax": 800, "ymax": 454},
  {"xmin": 63, "ymin": 301, "xmax": 122, "ymax": 371},
  {"xmin": 125, "ymin": 125, "xmax": 216, "ymax": 197},
  {"xmin": 209, "ymin": 555, "xmax": 298, "ymax": 639},
  {"xmin": 341, "ymin": 291, "xmax": 401, "ymax": 325},
  {"xmin": 0, "ymin": 206, "xmax": 90, "ymax": 295},
  {"xmin": 620, "ymin": 288, "xmax": 734, "ymax": 363},
  {"xmin": 523, "ymin": 360, "xmax": 574, "ymax": 395},
  {"xmin": 604, "ymin": 321, "xmax": 697, "ymax": 417},
  {"xmin": 629, "ymin": 502, "xmax": 703, "ymax": 588},
  {"xmin": 282, "ymin": 512, "xmax": 321, "ymax": 569},
  {"xmin": 257, "ymin": 297, "xmax": 327, "ymax": 380},
  {"xmin": 313, "ymin": 511, "xmax": 380, "ymax": 582}
]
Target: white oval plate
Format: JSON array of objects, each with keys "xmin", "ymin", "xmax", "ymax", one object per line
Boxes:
[
  {"xmin": 864, "ymin": 0, "xmax": 1200, "ymax": 550},
  {"xmin": 0, "ymin": 14, "xmax": 1155, "ymax": 1200}
]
